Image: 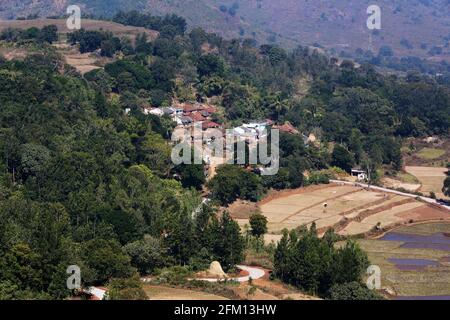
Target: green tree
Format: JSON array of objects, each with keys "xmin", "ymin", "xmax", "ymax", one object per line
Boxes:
[
  {"xmin": 81, "ymin": 239, "xmax": 135, "ymax": 285},
  {"xmin": 197, "ymin": 54, "xmax": 225, "ymax": 78},
  {"xmin": 207, "ymin": 165, "xmax": 264, "ymax": 205},
  {"xmin": 331, "ymin": 144, "xmax": 354, "ymax": 173},
  {"xmin": 249, "ymin": 213, "xmax": 268, "ymax": 238},
  {"xmin": 443, "ymin": 163, "xmax": 450, "ymax": 197},
  {"xmin": 39, "ymin": 25, "xmax": 58, "ymax": 43},
  {"xmin": 329, "ymin": 282, "xmax": 384, "ymax": 300},
  {"xmin": 209, "ymin": 212, "xmax": 245, "ymax": 271},
  {"xmin": 123, "ymin": 236, "xmax": 168, "ymax": 275},
  {"xmin": 107, "ymin": 275, "xmax": 148, "ymax": 300}
]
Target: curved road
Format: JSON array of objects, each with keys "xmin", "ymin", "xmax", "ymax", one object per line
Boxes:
[{"xmin": 195, "ymin": 265, "xmax": 266, "ymax": 283}]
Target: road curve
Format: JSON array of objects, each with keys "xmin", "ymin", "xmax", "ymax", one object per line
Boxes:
[{"xmin": 195, "ymin": 265, "xmax": 266, "ymax": 283}]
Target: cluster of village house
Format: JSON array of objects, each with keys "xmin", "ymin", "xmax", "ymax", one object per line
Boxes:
[
  {"xmin": 143, "ymin": 101, "xmax": 306, "ymax": 142},
  {"xmin": 140, "ymin": 101, "xmax": 325, "ymax": 178},
  {"xmin": 138, "ymin": 102, "xmax": 371, "ymax": 180}
]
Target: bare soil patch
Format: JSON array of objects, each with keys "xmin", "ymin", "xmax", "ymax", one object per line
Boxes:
[{"xmin": 227, "ymin": 200, "xmax": 261, "ymax": 219}]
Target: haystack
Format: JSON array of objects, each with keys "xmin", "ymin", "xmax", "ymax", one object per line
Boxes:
[{"xmin": 207, "ymin": 261, "xmax": 227, "ymax": 278}]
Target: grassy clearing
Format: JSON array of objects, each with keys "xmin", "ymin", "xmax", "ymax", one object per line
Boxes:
[
  {"xmin": 397, "ymin": 172, "xmax": 420, "ymax": 184},
  {"xmin": 417, "ymin": 148, "xmax": 446, "ymax": 160}
]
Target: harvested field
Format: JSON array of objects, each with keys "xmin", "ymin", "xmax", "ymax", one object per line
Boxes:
[
  {"xmin": 252, "ymin": 184, "xmax": 450, "ymax": 242},
  {"xmin": 144, "ymin": 285, "xmax": 228, "ymax": 300},
  {"xmin": 405, "ymin": 166, "xmax": 448, "ymax": 199},
  {"xmin": 381, "ymin": 177, "xmax": 421, "ymax": 192},
  {"xmin": 260, "ymin": 185, "xmax": 358, "ymax": 224},
  {"xmin": 339, "ymin": 202, "xmax": 450, "ymax": 236}
]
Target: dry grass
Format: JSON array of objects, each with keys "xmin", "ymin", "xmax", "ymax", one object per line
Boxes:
[
  {"xmin": 416, "ymin": 148, "xmax": 446, "ymax": 160},
  {"xmin": 144, "ymin": 285, "xmax": 229, "ymax": 300},
  {"xmin": 405, "ymin": 166, "xmax": 448, "ymax": 199},
  {"xmin": 381, "ymin": 177, "xmax": 421, "ymax": 192}
]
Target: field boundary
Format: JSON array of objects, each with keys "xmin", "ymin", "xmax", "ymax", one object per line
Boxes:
[
  {"xmin": 279, "ymin": 189, "xmax": 362, "ymax": 223},
  {"xmin": 258, "ymin": 184, "xmax": 337, "ymax": 205}
]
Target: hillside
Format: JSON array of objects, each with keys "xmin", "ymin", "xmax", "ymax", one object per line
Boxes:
[
  {"xmin": 0, "ymin": 18, "xmax": 158, "ymax": 40},
  {"xmin": 0, "ymin": 0, "xmax": 449, "ymax": 61},
  {"xmin": 1, "ymin": 6, "xmax": 450, "ymax": 302}
]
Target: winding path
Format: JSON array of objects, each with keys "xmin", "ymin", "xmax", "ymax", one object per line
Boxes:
[{"xmin": 195, "ymin": 265, "xmax": 266, "ymax": 283}]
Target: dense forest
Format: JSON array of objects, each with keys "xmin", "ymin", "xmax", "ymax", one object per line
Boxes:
[{"xmin": 0, "ymin": 11, "xmax": 449, "ymax": 299}]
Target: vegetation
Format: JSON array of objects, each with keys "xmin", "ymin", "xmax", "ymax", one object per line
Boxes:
[
  {"xmin": 416, "ymin": 148, "xmax": 446, "ymax": 160},
  {"xmin": 208, "ymin": 165, "xmax": 263, "ymax": 206},
  {"xmin": 443, "ymin": 164, "xmax": 450, "ymax": 197},
  {"xmin": 1, "ymin": 25, "xmax": 58, "ymax": 44},
  {"xmin": 328, "ymin": 282, "xmax": 384, "ymax": 300},
  {"xmin": 273, "ymin": 226, "xmax": 374, "ymax": 299},
  {"xmin": 0, "ymin": 9, "xmax": 449, "ymax": 300},
  {"xmin": 249, "ymin": 213, "xmax": 268, "ymax": 238}
]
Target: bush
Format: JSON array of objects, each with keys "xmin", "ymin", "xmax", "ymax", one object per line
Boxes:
[
  {"xmin": 107, "ymin": 275, "xmax": 148, "ymax": 300},
  {"xmin": 153, "ymin": 266, "xmax": 193, "ymax": 285},
  {"xmin": 123, "ymin": 235, "xmax": 169, "ymax": 275},
  {"xmin": 308, "ymin": 171, "xmax": 331, "ymax": 185},
  {"xmin": 328, "ymin": 282, "xmax": 384, "ymax": 300}
]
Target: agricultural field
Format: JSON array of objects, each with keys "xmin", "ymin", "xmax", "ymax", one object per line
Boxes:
[
  {"xmin": 357, "ymin": 222, "xmax": 450, "ymax": 298},
  {"xmin": 405, "ymin": 166, "xmax": 448, "ymax": 199},
  {"xmin": 233, "ymin": 184, "xmax": 450, "ymax": 243}
]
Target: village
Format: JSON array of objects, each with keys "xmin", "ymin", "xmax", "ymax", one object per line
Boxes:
[{"xmin": 141, "ymin": 100, "xmax": 319, "ymax": 178}]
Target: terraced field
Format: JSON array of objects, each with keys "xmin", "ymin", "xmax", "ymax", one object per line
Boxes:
[
  {"xmin": 237, "ymin": 184, "xmax": 450, "ymax": 242},
  {"xmin": 357, "ymin": 222, "xmax": 450, "ymax": 298}
]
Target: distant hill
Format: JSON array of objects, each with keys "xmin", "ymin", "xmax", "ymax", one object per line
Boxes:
[
  {"xmin": 0, "ymin": 0, "xmax": 449, "ymax": 61},
  {"xmin": 0, "ymin": 18, "xmax": 158, "ymax": 40}
]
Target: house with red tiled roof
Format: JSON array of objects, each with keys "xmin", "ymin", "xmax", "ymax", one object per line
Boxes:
[
  {"xmin": 190, "ymin": 112, "xmax": 206, "ymax": 122},
  {"xmin": 273, "ymin": 122, "xmax": 299, "ymax": 135},
  {"xmin": 204, "ymin": 106, "xmax": 217, "ymax": 114},
  {"xmin": 202, "ymin": 120, "xmax": 221, "ymax": 130}
]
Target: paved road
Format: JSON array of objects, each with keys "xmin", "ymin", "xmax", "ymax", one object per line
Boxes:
[
  {"xmin": 330, "ymin": 180, "xmax": 450, "ymax": 211},
  {"xmin": 86, "ymin": 287, "xmax": 106, "ymax": 300},
  {"xmin": 195, "ymin": 265, "xmax": 266, "ymax": 283}
]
